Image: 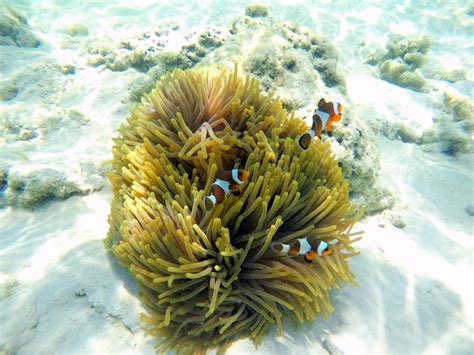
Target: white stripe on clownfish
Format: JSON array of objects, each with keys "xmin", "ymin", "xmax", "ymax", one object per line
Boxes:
[
  {"xmin": 298, "ymin": 237, "xmax": 312, "ymax": 254},
  {"xmin": 316, "ymin": 109, "xmax": 330, "ymax": 129},
  {"xmin": 232, "ymin": 168, "xmax": 244, "ymax": 184},
  {"xmin": 317, "ymin": 241, "xmax": 329, "ymax": 256},
  {"xmin": 213, "ymin": 179, "xmax": 231, "ymax": 195}
]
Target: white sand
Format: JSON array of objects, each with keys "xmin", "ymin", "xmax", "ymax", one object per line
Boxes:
[{"xmin": 1, "ymin": 1, "xmax": 473, "ymax": 354}]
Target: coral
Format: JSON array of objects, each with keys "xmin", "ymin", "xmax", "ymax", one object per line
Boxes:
[
  {"xmin": 0, "ymin": 108, "xmax": 104, "ymax": 208},
  {"xmin": 281, "ymin": 24, "xmax": 345, "ymax": 90},
  {"xmin": 2, "ymin": 164, "xmax": 103, "ymax": 208},
  {"xmin": 440, "ymin": 128, "xmax": 470, "ymax": 156},
  {"xmin": 198, "ymin": 29, "xmax": 227, "ymax": 48},
  {"xmin": 105, "ymin": 66, "xmax": 361, "ymax": 353},
  {"xmin": 444, "ymin": 93, "xmax": 474, "ymax": 123},
  {"xmin": 206, "ymin": 14, "xmax": 345, "ymax": 106},
  {"xmin": 128, "ymin": 52, "xmax": 194, "ymax": 101},
  {"xmin": 391, "ymin": 123, "xmax": 420, "ymax": 144},
  {"xmin": 0, "ymin": 53, "xmax": 66, "ymax": 106},
  {"xmin": 331, "ymin": 117, "xmax": 395, "ymax": 213},
  {"xmin": 245, "ymin": 3, "xmax": 269, "ymax": 18},
  {"xmin": 416, "ymin": 92, "xmax": 474, "ymax": 156},
  {"xmin": 385, "ymin": 34, "xmax": 432, "ymax": 67},
  {"xmin": 420, "ymin": 120, "xmax": 471, "ymax": 157},
  {"xmin": 0, "ymin": 5, "xmax": 40, "ymax": 47},
  {"xmin": 244, "ymin": 44, "xmax": 285, "ymax": 90},
  {"xmin": 368, "ymin": 34, "xmax": 432, "ymax": 92},
  {"xmin": 430, "ymin": 69, "xmax": 467, "ymax": 83},
  {"xmin": 379, "ymin": 59, "xmax": 427, "ymax": 92},
  {"xmin": 84, "ymin": 25, "xmax": 207, "ymax": 73},
  {"xmin": 63, "ymin": 24, "xmax": 89, "ymax": 37}
]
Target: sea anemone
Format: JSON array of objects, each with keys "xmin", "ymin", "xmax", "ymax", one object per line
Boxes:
[{"xmin": 105, "ymin": 64, "xmax": 361, "ymax": 354}]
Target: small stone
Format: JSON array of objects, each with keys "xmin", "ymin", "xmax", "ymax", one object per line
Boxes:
[
  {"xmin": 75, "ymin": 288, "xmax": 87, "ymax": 297},
  {"xmin": 0, "ymin": 82, "xmax": 18, "ymax": 101},
  {"xmin": 60, "ymin": 64, "xmax": 76, "ymax": 75},
  {"xmin": 465, "ymin": 204, "xmax": 474, "ymax": 216},
  {"xmin": 391, "ymin": 216, "xmax": 406, "ymax": 228},
  {"xmin": 322, "ymin": 338, "xmax": 344, "ymax": 355},
  {"xmin": 86, "ymin": 55, "xmax": 105, "ymax": 67}
]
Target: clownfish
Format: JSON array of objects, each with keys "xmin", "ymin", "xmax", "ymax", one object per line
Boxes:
[
  {"xmin": 203, "ymin": 169, "xmax": 250, "ymax": 211},
  {"xmin": 272, "ymin": 237, "xmax": 333, "ymax": 263},
  {"xmin": 297, "ymin": 98, "xmax": 343, "ymax": 151}
]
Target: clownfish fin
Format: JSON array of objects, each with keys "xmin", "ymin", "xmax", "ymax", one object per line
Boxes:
[
  {"xmin": 333, "ymin": 101, "xmax": 343, "ymax": 116},
  {"xmin": 305, "ymin": 250, "xmax": 317, "ymax": 263},
  {"xmin": 229, "ymin": 169, "xmax": 249, "ymax": 193},
  {"xmin": 229, "ymin": 185, "xmax": 241, "ymax": 195},
  {"xmin": 203, "ymin": 195, "xmax": 217, "ymax": 211},
  {"xmin": 326, "ymin": 102, "xmax": 343, "ymax": 132},
  {"xmin": 297, "ymin": 130, "xmax": 315, "ymax": 150},
  {"xmin": 318, "ymin": 98, "xmax": 326, "ymax": 108},
  {"xmin": 272, "ymin": 243, "xmax": 289, "ymax": 253},
  {"xmin": 237, "ymin": 169, "xmax": 250, "ymax": 183},
  {"xmin": 321, "ymin": 249, "xmax": 331, "ymax": 256}
]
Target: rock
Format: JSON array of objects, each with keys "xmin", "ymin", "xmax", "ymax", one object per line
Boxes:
[
  {"xmin": 0, "ymin": 81, "xmax": 18, "ymax": 101},
  {"xmin": 465, "ymin": 204, "xmax": 474, "ymax": 216},
  {"xmin": 0, "ymin": 5, "xmax": 40, "ymax": 47},
  {"xmin": 3, "ymin": 166, "xmax": 102, "ymax": 208}
]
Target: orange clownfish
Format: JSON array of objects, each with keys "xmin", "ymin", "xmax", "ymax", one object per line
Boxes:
[
  {"xmin": 272, "ymin": 237, "xmax": 332, "ymax": 263},
  {"xmin": 297, "ymin": 98, "xmax": 343, "ymax": 151},
  {"xmin": 203, "ymin": 169, "xmax": 250, "ymax": 211}
]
